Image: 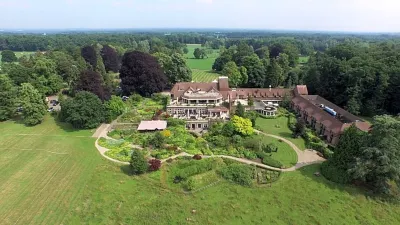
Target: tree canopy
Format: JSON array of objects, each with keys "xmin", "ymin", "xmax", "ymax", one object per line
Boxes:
[
  {"xmin": 75, "ymin": 70, "xmax": 110, "ymax": 101},
  {"xmin": 101, "ymin": 45, "xmax": 120, "ymax": 73},
  {"xmin": 1, "ymin": 50, "xmax": 17, "ymax": 63},
  {"xmin": 18, "ymin": 83, "xmax": 47, "ymax": 126},
  {"xmin": 120, "ymin": 51, "xmax": 167, "ymax": 97},
  {"xmin": 0, "ymin": 75, "xmax": 16, "ymax": 121},
  {"xmin": 60, "ymin": 91, "xmax": 105, "ymax": 129}
]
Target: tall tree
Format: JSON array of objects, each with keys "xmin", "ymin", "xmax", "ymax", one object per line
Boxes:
[
  {"xmin": 120, "ymin": 51, "xmax": 167, "ymax": 97},
  {"xmin": 18, "ymin": 83, "xmax": 46, "ymax": 126},
  {"xmin": 101, "ymin": 45, "xmax": 120, "ymax": 73},
  {"xmin": 233, "ymin": 42, "xmax": 254, "ymax": 66},
  {"xmin": 265, "ymin": 58, "xmax": 283, "ymax": 87},
  {"xmin": 242, "ymin": 54, "xmax": 266, "ymax": 88},
  {"xmin": 350, "ymin": 115, "xmax": 400, "ymax": 193},
  {"xmin": 60, "ymin": 91, "xmax": 105, "ymax": 129},
  {"xmin": 33, "ymin": 57, "xmax": 57, "ymax": 77},
  {"xmin": 235, "ymin": 102, "xmax": 245, "ymax": 117},
  {"xmin": 222, "ymin": 61, "xmax": 242, "ymax": 87},
  {"xmin": 1, "ymin": 50, "xmax": 17, "ymax": 63},
  {"xmin": 0, "ymin": 75, "xmax": 16, "ymax": 121},
  {"xmin": 75, "ymin": 70, "xmax": 109, "ymax": 101},
  {"xmin": 194, "ymin": 48, "xmax": 202, "ymax": 59},
  {"xmin": 81, "ymin": 45, "xmax": 97, "ymax": 69},
  {"xmin": 154, "ymin": 53, "xmax": 192, "ymax": 85},
  {"xmin": 6, "ymin": 64, "xmax": 34, "ymax": 85}
]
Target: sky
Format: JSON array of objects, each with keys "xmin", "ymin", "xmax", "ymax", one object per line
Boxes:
[{"xmin": 1, "ymin": 0, "xmax": 400, "ymax": 32}]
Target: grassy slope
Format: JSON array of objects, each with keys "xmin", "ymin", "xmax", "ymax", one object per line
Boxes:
[
  {"xmin": 256, "ymin": 117, "xmax": 307, "ymax": 150},
  {"xmin": 67, "ymin": 163, "xmax": 400, "ymax": 225},
  {"xmin": 2, "ymin": 117, "xmax": 400, "ymax": 224}
]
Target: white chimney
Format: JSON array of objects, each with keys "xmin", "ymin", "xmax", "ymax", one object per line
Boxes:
[{"xmin": 269, "ymin": 85, "xmax": 272, "ymax": 92}]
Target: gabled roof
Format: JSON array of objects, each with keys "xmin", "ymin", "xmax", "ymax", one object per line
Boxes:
[
  {"xmin": 292, "ymin": 95, "xmax": 371, "ymax": 134},
  {"xmin": 137, "ymin": 120, "xmax": 167, "ymax": 131}
]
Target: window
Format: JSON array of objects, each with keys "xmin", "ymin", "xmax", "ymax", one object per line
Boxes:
[{"xmin": 198, "ymin": 124, "xmax": 202, "ymax": 129}]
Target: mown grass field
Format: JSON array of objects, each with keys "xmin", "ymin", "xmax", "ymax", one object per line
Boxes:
[
  {"xmin": 256, "ymin": 117, "xmax": 307, "ymax": 150},
  {"xmin": 192, "ymin": 69, "xmax": 219, "ymax": 82},
  {"xmin": 185, "ymin": 44, "xmax": 221, "ymax": 81},
  {"xmin": 0, "ymin": 116, "xmax": 101, "ymax": 225},
  {"xmin": 2, "ymin": 117, "xmax": 400, "ymax": 224}
]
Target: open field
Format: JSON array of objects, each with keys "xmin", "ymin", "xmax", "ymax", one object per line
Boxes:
[
  {"xmin": 2, "ymin": 117, "xmax": 400, "ymax": 224},
  {"xmin": 192, "ymin": 69, "xmax": 219, "ymax": 82},
  {"xmin": 185, "ymin": 44, "xmax": 220, "ymax": 81},
  {"xmin": 0, "ymin": 116, "xmax": 101, "ymax": 225},
  {"xmin": 256, "ymin": 117, "xmax": 307, "ymax": 150},
  {"xmin": 0, "ymin": 51, "xmax": 36, "ymax": 62}
]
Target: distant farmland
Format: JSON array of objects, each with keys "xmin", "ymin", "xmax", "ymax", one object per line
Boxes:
[{"xmin": 184, "ymin": 44, "xmax": 220, "ymax": 82}]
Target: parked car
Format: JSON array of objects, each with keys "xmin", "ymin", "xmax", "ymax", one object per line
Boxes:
[{"xmin": 47, "ymin": 107, "xmax": 54, "ymax": 112}]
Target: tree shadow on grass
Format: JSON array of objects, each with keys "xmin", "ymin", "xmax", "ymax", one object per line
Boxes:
[
  {"xmin": 278, "ymin": 132, "xmax": 293, "ymax": 139},
  {"xmin": 50, "ymin": 114, "xmax": 95, "ymax": 134},
  {"xmin": 298, "ymin": 164, "xmax": 373, "ymax": 197},
  {"xmin": 120, "ymin": 164, "xmax": 133, "ymax": 176}
]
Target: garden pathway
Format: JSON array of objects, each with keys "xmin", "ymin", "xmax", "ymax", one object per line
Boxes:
[
  {"xmin": 93, "ymin": 124, "xmax": 325, "ymax": 172},
  {"xmin": 254, "ymin": 130, "xmax": 326, "ymax": 171}
]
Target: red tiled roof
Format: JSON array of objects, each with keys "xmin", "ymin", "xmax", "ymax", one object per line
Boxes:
[{"xmin": 292, "ymin": 95, "xmax": 371, "ymax": 134}]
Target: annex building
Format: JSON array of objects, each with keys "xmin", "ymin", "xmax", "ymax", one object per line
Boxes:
[{"xmin": 167, "ymin": 77, "xmax": 370, "ymax": 145}]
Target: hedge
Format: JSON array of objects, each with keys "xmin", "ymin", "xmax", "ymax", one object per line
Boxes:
[{"xmin": 262, "ymin": 156, "xmax": 283, "ymax": 168}]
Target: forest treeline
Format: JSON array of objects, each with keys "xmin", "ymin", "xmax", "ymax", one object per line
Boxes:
[{"xmin": 1, "ymin": 32, "xmax": 400, "ymax": 117}]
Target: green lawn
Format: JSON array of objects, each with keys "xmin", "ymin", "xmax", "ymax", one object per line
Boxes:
[
  {"xmin": 2, "ymin": 116, "xmax": 400, "ymax": 224},
  {"xmin": 185, "ymin": 44, "xmax": 220, "ymax": 81},
  {"xmin": 256, "ymin": 117, "xmax": 307, "ymax": 150},
  {"xmin": 0, "ymin": 115, "xmax": 101, "ymax": 225},
  {"xmin": 192, "ymin": 69, "xmax": 219, "ymax": 82},
  {"xmin": 262, "ymin": 136, "xmax": 298, "ymax": 167}
]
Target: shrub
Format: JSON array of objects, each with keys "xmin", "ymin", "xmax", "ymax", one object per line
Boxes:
[
  {"xmin": 218, "ymin": 164, "xmax": 253, "ymax": 186},
  {"xmin": 320, "ymin": 161, "xmax": 350, "ymax": 184},
  {"xmin": 150, "ymin": 132, "xmax": 165, "ymax": 148},
  {"xmin": 148, "ymin": 159, "xmax": 162, "ymax": 171},
  {"xmin": 166, "ymin": 118, "xmax": 186, "ymax": 127},
  {"xmin": 193, "ymin": 154, "xmax": 202, "ymax": 160},
  {"xmin": 262, "ymin": 156, "xmax": 283, "ymax": 168},
  {"xmin": 183, "ymin": 178, "xmax": 195, "ymax": 191},
  {"xmin": 161, "ymin": 129, "xmax": 171, "ymax": 138},
  {"xmin": 130, "ymin": 150, "xmax": 148, "ymax": 175},
  {"xmin": 243, "ymin": 150, "xmax": 257, "ymax": 160}
]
